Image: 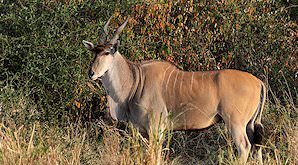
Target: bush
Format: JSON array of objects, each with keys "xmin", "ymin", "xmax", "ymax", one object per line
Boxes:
[{"xmin": 123, "ymin": 0, "xmax": 297, "ymax": 99}]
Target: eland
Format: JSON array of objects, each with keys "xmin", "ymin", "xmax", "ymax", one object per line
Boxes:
[{"xmin": 82, "ymin": 16, "xmax": 266, "ymax": 163}]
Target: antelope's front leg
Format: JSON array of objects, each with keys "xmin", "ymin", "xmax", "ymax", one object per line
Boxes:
[{"xmin": 107, "ymin": 95, "xmax": 127, "ymax": 121}]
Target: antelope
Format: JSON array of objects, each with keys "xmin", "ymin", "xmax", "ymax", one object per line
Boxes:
[{"xmin": 83, "ymin": 16, "xmax": 266, "ymax": 163}]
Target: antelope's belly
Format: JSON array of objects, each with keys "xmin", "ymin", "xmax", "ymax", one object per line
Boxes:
[{"xmin": 169, "ymin": 102, "xmax": 218, "ymax": 130}]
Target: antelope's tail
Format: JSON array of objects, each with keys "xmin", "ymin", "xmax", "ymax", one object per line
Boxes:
[{"xmin": 254, "ymin": 82, "xmax": 266, "ymax": 145}]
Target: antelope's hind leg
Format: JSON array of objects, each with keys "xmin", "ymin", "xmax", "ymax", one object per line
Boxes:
[
  {"xmin": 246, "ymin": 122, "xmax": 263, "ymax": 164},
  {"xmin": 228, "ymin": 122, "xmax": 251, "ymax": 164}
]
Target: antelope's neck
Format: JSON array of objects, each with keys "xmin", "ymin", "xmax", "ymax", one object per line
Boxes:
[{"xmin": 101, "ymin": 52, "xmax": 135, "ymax": 103}]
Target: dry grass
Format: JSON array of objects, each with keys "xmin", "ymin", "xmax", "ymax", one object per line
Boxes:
[
  {"xmin": 93, "ymin": 121, "xmax": 171, "ymax": 165},
  {"xmin": 0, "ymin": 122, "xmax": 86, "ymax": 165},
  {"xmin": 0, "ymin": 98, "xmax": 296, "ymax": 165},
  {"xmin": 88, "ymin": 103, "xmax": 296, "ymax": 165}
]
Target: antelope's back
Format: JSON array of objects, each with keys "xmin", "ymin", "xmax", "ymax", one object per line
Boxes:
[{"xmin": 140, "ymin": 61, "xmax": 263, "ymax": 106}]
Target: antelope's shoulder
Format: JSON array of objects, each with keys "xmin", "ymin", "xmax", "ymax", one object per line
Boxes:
[{"xmin": 139, "ymin": 60, "xmax": 177, "ymax": 80}]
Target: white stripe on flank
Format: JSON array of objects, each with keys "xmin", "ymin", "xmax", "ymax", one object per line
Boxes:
[
  {"xmin": 201, "ymin": 72, "xmax": 204, "ymax": 90},
  {"xmin": 180, "ymin": 72, "xmax": 184, "ymax": 94},
  {"xmin": 166, "ymin": 68, "xmax": 175, "ymax": 91},
  {"xmin": 190, "ymin": 72, "xmax": 194, "ymax": 91},
  {"xmin": 173, "ymin": 71, "xmax": 179, "ymax": 90},
  {"xmin": 162, "ymin": 65, "xmax": 172, "ymax": 87},
  {"xmin": 165, "ymin": 65, "xmax": 172, "ymax": 73}
]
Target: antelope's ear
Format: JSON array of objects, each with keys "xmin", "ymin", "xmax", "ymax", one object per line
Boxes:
[{"xmin": 82, "ymin": 40, "xmax": 94, "ymax": 50}]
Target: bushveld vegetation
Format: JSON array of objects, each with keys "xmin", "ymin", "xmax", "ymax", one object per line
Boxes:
[{"xmin": 0, "ymin": 0, "xmax": 297, "ymax": 164}]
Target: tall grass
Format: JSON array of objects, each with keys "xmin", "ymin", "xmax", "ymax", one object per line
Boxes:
[
  {"xmin": 0, "ymin": 90, "xmax": 296, "ymax": 164},
  {"xmin": 0, "ymin": 122, "xmax": 86, "ymax": 164},
  {"xmin": 0, "ymin": 0, "xmax": 297, "ymax": 164}
]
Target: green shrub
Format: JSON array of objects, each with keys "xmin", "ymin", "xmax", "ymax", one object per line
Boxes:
[
  {"xmin": 0, "ymin": 0, "xmax": 135, "ymax": 124},
  {"xmin": 123, "ymin": 0, "xmax": 297, "ymax": 96}
]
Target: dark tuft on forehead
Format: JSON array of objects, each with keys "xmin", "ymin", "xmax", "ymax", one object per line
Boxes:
[
  {"xmin": 92, "ymin": 43, "xmax": 113, "ymax": 54},
  {"xmin": 92, "ymin": 44, "xmax": 105, "ymax": 53}
]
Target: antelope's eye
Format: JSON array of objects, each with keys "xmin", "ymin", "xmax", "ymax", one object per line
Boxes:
[{"xmin": 104, "ymin": 52, "xmax": 110, "ymax": 55}]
